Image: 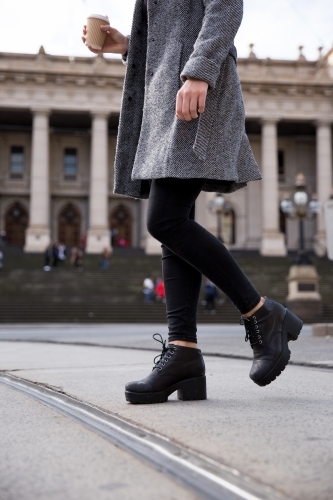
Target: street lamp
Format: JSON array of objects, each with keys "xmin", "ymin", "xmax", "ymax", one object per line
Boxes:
[
  {"xmin": 207, "ymin": 194, "xmax": 232, "ymax": 243},
  {"xmin": 280, "ymin": 173, "xmax": 321, "ymax": 264}
]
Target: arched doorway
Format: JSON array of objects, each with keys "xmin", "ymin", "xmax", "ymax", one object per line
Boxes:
[
  {"xmin": 110, "ymin": 204, "xmax": 132, "ymax": 247},
  {"xmin": 58, "ymin": 204, "xmax": 81, "ymax": 246},
  {"xmin": 5, "ymin": 202, "xmax": 29, "ymax": 246}
]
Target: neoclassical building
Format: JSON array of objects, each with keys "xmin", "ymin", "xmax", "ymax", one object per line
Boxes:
[{"xmin": 0, "ymin": 45, "xmax": 332, "ymax": 255}]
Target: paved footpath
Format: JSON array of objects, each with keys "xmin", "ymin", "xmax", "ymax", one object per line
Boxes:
[{"xmin": 0, "ymin": 325, "xmax": 333, "ymax": 500}]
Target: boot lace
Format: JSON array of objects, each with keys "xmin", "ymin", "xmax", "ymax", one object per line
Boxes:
[
  {"xmin": 240, "ymin": 315, "xmax": 263, "ymax": 348},
  {"xmin": 152, "ymin": 333, "xmax": 177, "ymax": 371}
]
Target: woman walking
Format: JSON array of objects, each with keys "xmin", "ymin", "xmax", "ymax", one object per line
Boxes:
[{"xmin": 83, "ymin": 0, "xmax": 303, "ymax": 404}]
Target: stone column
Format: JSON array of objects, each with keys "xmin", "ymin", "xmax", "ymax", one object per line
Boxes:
[
  {"xmin": 315, "ymin": 121, "xmax": 333, "ymax": 256},
  {"xmin": 260, "ymin": 119, "xmax": 286, "ymax": 256},
  {"xmin": 86, "ymin": 112, "xmax": 111, "ymax": 254},
  {"xmin": 140, "ymin": 198, "xmax": 161, "ymax": 254},
  {"xmin": 24, "ymin": 109, "xmax": 51, "ymax": 252}
]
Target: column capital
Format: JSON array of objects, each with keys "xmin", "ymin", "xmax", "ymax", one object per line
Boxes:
[
  {"xmin": 31, "ymin": 108, "xmax": 51, "ymax": 117},
  {"xmin": 316, "ymin": 119, "xmax": 332, "ymax": 128},
  {"xmin": 260, "ymin": 117, "xmax": 280, "ymax": 126},
  {"xmin": 90, "ymin": 110, "xmax": 110, "ymax": 119}
]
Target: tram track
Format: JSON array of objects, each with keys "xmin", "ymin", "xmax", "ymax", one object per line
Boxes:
[
  {"xmin": 1, "ymin": 338, "xmax": 332, "ymax": 370},
  {"xmin": 0, "ymin": 372, "xmax": 286, "ymax": 500}
]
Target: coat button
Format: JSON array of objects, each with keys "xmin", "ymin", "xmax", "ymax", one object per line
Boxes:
[
  {"xmin": 137, "ymin": 29, "xmax": 141, "ymax": 35},
  {"xmin": 150, "ymin": 72, "xmax": 154, "ymax": 76},
  {"xmin": 132, "ymin": 63, "xmax": 136, "ymax": 68},
  {"xmin": 152, "ymin": 38, "xmax": 155, "ymax": 41},
  {"xmin": 128, "ymin": 96, "xmax": 132, "ymax": 101}
]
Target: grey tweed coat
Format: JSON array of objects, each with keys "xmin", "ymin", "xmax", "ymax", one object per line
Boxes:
[{"xmin": 113, "ymin": 0, "xmax": 262, "ymax": 199}]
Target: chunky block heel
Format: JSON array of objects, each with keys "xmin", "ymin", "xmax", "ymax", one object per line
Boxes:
[
  {"xmin": 177, "ymin": 376, "xmax": 207, "ymax": 401},
  {"xmin": 242, "ymin": 298, "xmax": 303, "ymax": 387},
  {"xmin": 283, "ymin": 309, "xmax": 303, "ymax": 341},
  {"xmin": 125, "ymin": 337, "xmax": 207, "ymax": 404}
]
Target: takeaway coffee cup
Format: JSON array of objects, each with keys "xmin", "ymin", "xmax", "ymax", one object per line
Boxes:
[{"xmin": 85, "ymin": 14, "xmax": 110, "ymax": 50}]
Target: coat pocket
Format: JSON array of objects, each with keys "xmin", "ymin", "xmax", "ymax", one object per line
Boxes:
[{"xmin": 192, "ymin": 59, "xmax": 228, "ymax": 161}]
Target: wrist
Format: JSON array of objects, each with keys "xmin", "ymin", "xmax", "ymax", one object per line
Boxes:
[
  {"xmin": 122, "ymin": 36, "xmax": 129, "ymax": 56},
  {"xmin": 188, "ymin": 78, "xmax": 208, "ymax": 86}
]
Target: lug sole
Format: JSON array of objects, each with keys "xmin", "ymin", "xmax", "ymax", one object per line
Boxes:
[
  {"xmin": 125, "ymin": 375, "xmax": 207, "ymax": 404},
  {"xmin": 253, "ymin": 309, "xmax": 303, "ymax": 387}
]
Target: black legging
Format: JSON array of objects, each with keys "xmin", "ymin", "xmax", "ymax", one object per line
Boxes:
[{"xmin": 147, "ymin": 177, "xmax": 261, "ymax": 343}]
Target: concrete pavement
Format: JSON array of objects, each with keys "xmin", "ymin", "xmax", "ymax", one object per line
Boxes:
[
  {"xmin": 0, "ymin": 382, "xmax": 196, "ymax": 500},
  {"xmin": 1, "ymin": 337, "xmax": 333, "ymax": 500}
]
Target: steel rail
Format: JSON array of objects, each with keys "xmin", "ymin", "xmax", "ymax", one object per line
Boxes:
[{"xmin": 0, "ymin": 373, "xmax": 285, "ymax": 500}]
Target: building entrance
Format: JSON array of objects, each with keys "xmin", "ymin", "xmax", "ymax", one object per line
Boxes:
[
  {"xmin": 110, "ymin": 204, "xmax": 132, "ymax": 247},
  {"xmin": 58, "ymin": 204, "xmax": 81, "ymax": 246},
  {"xmin": 5, "ymin": 202, "xmax": 29, "ymax": 246}
]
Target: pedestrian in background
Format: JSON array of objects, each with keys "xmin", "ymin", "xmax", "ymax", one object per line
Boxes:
[
  {"xmin": 99, "ymin": 247, "xmax": 111, "ymax": 270},
  {"xmin": 57, "ymin": 242, "xmax": 67, "ymax": 264},
  {"xmin": 110, "ymin": 227, "xmax": 118, "ymax": 247},
  {"xmin": 143, "ymin": 276, "xmax": 155, "ymax": 304},
  {"xmin": 83, "ymin": 0, "xmax": 303, "ymax": 404},
  {"xmin": 43, "ymin": 244, "xmax": 52, "ymax": 271},
  {"xmin": 52, "ymin": 243, "xmax": 59, "ymax": 268},
  {"xmin": 70, "ymin": 247, "xmax": 83, "ymax": 272},
  {"xmin": 204, "ymin": 279, "xmax": 218, "ymax": 314},
  {"xmin": 0, "ymin": 231, "xmax": 6, "ymax": 246},
  {"xmin": 155, "ymin": 277, "xmax": 165, "ymax": 303}
]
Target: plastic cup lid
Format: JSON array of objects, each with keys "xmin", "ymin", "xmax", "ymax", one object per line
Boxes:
[{"xmin": 87, "ymin": 14, "xmax": 109, "ymax": 23}]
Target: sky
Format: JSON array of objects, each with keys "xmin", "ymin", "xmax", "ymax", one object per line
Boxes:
[{"xmin": 0, "ymin": 0, "xmax": 332, "ymax": 62}]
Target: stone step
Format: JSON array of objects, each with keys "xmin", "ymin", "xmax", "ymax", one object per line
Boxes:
[{"xmin": 0, "ymin": 248, "xmax": 332, "ymax": 323}]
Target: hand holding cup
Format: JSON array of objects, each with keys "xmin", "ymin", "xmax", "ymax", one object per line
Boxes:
[{"xmin": 82, "ymin": 14, "xmax": 128, "ymax": 55}]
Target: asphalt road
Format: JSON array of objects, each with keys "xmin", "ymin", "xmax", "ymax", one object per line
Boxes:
[{"xmin": 1, "ymin": 334, "xmax": 332, "ymax": 500}]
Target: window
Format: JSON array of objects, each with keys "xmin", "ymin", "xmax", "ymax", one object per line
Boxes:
[
  {"xmin": 10, "ymin": 146, "xmax": 24, "ymax": 178},
  {"xmin": 278, "ymin": 150, "xmax": 285, "ymax": 182},
  {"xmin": 64, "ymin": 148, "xmax": 77, "ymax": 179}
]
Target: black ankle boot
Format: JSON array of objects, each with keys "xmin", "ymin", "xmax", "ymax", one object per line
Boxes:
[
  {"xmin": 241, "ymin": 298, "xmax": 303, "ymax": 387},
  {"xmin": 125, "ymin": 334, "xmax": 206, "ymax": 404}
]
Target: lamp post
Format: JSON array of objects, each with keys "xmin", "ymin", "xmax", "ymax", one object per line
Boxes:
[
  {"xmin": 280, "ymin": 173, "xmax": 321, "ymax": 264},
  {"xmin": 207, "ymin": 194, "xmax": 232, "ymax": 243},
  {"xmin": 281, "ymin": 173, "xmax": 323, "ymax": 322}
]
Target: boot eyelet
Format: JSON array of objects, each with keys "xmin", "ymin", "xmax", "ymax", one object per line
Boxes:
[
  {"xmin": 158, "ymin": 367, "xmax": 162, "ymax": 371},
  {"xmin": 253, "ymin": 316, "xmax": 256, "ymax": 320},
  {"xmin": 258, "ymin": 335, "xmax": 261, "ymax": 339},
  {"xmin": 259, "ymin": 340, "xmax": 262, "ymax": 344}
]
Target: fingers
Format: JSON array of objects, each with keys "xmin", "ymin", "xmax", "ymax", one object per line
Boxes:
[
  {"xmin": 178, "ymin": 88, "xmax": 193, "ymax": 121},
  {"xmin": 197, "ymin": 92, "xmax": 206, "ymax": 114},
  {"xmin": 189, "ymin": 95, "xmax": 199, "ymax": 120},
  {"xmin": 85, "ymin": 45, "xmax": 100, "ymax": 54},
  {"xmin": 176, "ymin": 91, "xmax": 184, "ymax": 121},
  {"xmin": 176, "ymin": 80, "xmax": 208, "ymax": 121},
  {"xmin": 176, "ymin": 89, "xmax": 198, "ymax": 121}
]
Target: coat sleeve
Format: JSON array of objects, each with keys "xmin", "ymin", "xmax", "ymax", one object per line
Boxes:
[
  {"xmin": 180, "ymin": 0, "xmax": 243, "ymax": 89},
  {"xmin": 121, "ymin": 35, "xmax": 131, "ymax": 65}
]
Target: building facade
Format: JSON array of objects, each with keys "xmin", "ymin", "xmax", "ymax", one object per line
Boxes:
[{"xmin": 0, "ymin": 45, "xmax": 332, "ymax": 255}]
